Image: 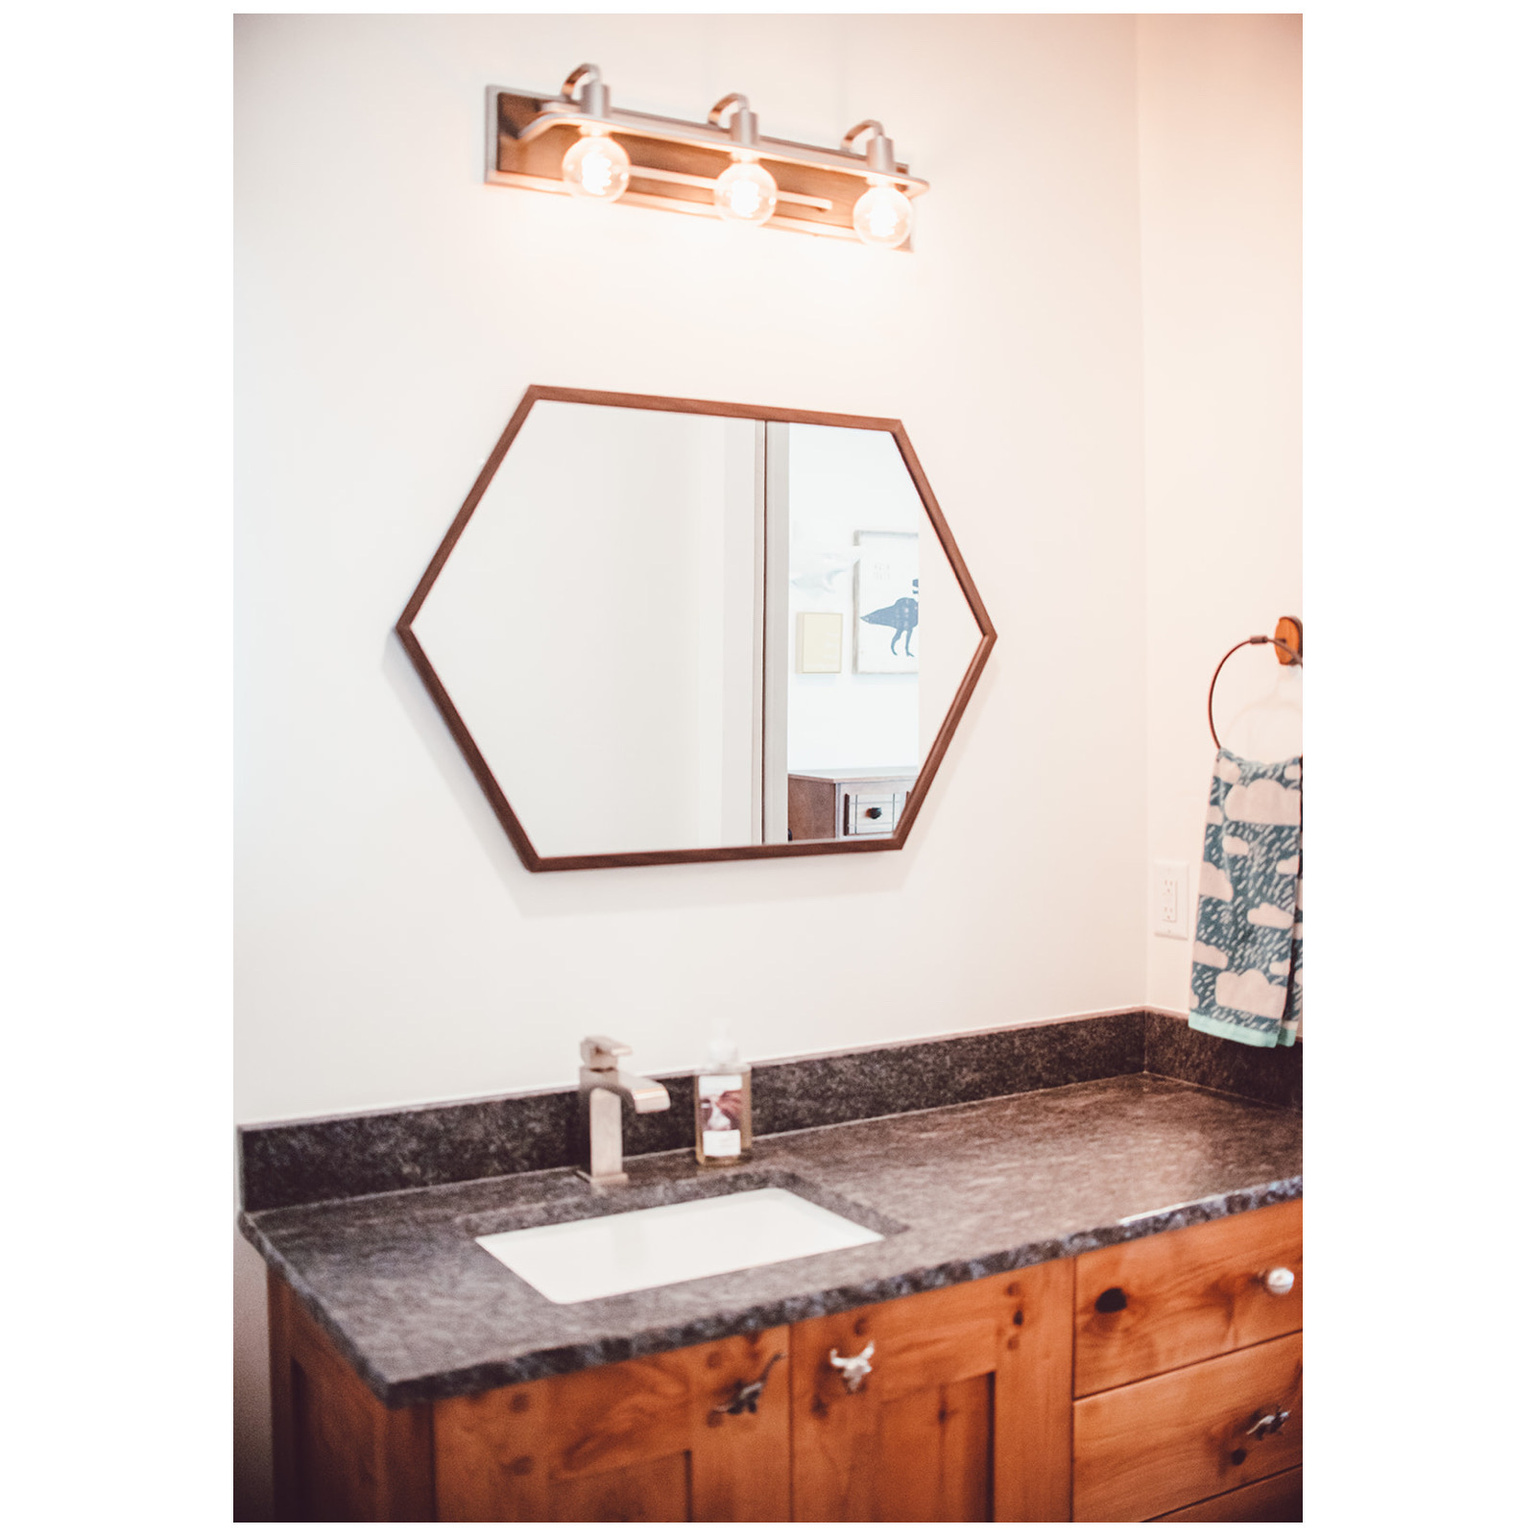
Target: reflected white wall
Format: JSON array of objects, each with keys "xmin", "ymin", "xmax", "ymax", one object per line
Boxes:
[
  {"xmin": 784, "ymin": 425, "xmax": 931, "ymax": 774},
  {"xmin": 414, "ymin": 403, "xmax": 759, "ymax": 856}
]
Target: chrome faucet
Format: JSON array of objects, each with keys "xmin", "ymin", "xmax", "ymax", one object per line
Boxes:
[{"xmin": 577, "ymin": 1036, "xmax": 671, "ymax": 1188}]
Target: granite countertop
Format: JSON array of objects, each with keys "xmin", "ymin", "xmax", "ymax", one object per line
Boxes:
[{"xmin": 240, "ymin": 1072, "xmax": 1302, "ymax": 1407}]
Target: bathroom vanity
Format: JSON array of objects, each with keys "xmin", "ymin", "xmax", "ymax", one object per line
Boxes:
[
  {"xmin": 265, "ymin": 1201, "xmax": 1299, "ymax": 1522},
  {"xmin": 241, "ymin": 1014, "xmax": 1303, "ymax": 1523}
]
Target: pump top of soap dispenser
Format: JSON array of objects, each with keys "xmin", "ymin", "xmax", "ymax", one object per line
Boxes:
[{"xmin": 704, "ymin": 1020, "xmax": 741, "ymax": 1070}]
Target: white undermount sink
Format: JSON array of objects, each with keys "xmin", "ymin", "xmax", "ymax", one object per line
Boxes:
[{"xmin": 477, "ymin": 1186, "xmax": 884, "ymax": 1304}]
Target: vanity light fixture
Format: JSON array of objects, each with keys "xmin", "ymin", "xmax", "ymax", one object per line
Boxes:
[
  {"xmin": 708, "ymin": 93, "xmax": 778, "ymax": 227},
  {"xmin": 485, "ymin": 64, "xmax": 928, "ymax": 248}
]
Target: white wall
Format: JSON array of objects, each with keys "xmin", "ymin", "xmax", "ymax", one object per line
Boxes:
[
  {"xmin": 235, "ymin": 7, "xmax": 1148, "ymax": 1129},
  {"xmin": 235, "ymin": 12, "xmax": 1297, "ymax": 1519},
  {"xmin": 1137, "ymin": 16, "xmax": 1303, "ymax": 1010}
]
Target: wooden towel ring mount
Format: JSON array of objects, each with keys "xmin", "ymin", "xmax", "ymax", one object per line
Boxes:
[{"xmin": 1207, "ymin": 616, "xmax": 1303, "ymax": 750}]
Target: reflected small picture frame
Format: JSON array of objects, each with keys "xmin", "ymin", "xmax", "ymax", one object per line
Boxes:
[{"xmin": 796, "ymin": 611, "xmax": 843, "ymax": 673}]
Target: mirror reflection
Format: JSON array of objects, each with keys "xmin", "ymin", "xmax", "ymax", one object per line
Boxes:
[{"xmin": 407, "ymin": 395, "xmax": 986, "ymax": 864}]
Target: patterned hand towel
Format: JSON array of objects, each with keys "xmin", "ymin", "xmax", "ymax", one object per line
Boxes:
[{"xmin": 1188, "ymin": 750, "xmax": 1302, "ymax": 1047}]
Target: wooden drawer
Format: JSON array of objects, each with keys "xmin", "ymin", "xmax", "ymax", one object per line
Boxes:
[
  {"xmin": 1150, "ymin": 1465, "xmax": 1302, "ymax": 1522},
  {"xmin": 1074, "ymin": 1201, "xmax": 1301, "ymax": 1396},
  {"xmin": 1072, "ymin": 1331, "xmax": 1302, "ymax": 1523}
]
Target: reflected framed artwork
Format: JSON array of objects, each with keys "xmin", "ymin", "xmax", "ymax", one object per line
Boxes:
[{"xmin": 855, "ymin": 530, "xmax": 919, "ymax": 674}]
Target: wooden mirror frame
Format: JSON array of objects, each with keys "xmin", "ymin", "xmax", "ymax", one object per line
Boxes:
[{"xmin": 396, "ymin": 386, "xmax": 997, "ymax": 871}]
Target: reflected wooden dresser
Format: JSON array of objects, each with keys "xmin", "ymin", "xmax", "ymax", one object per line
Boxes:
[{"xmin": 786, "ymin": 768, "xmax": 917, "ymax": 842}]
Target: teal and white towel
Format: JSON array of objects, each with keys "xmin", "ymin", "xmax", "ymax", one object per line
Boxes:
[{"xmin": 1188, "ymin": 750, "xmax": 1302, "ymax": 1048}]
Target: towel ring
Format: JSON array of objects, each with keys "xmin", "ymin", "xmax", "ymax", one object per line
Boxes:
[{"xmin": 1208, "ymin": 635, "xmax": 1303, "ymax": 749}]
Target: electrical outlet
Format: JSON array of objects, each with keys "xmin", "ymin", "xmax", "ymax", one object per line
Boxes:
[{"xmin": 1152, "ymin": 860, "xmax": 1189, "ymax": 938}]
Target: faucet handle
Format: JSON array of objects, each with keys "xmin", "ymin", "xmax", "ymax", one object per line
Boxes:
[{"xmin": 580, "ymin": 1035, "xmax": 631, "ymax": 1070}]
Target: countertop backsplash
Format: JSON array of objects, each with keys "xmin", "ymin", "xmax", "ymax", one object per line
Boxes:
[{"xmin": 239, "ymin": 1007, "xmax": 1299, "ymax": 1214}]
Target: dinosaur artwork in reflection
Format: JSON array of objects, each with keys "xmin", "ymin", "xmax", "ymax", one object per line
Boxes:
[{"xmin": 861, "ymin": 579, "xmax": 919, "ymax": 658}]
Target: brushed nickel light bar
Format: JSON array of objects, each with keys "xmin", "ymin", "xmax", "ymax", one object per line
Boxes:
[{"xmin": 485, "ymin": 64, "xmax": 928, "ymax": 249}]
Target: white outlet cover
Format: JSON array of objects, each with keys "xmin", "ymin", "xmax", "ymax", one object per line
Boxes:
[{"xmin": 1152, "ymin": 859, "xmax": 1189, "ymax": 939}]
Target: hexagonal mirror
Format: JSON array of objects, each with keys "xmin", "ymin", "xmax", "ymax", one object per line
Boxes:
[{"xmin": 397, "ymin": 387, "xmax": 994, "ymax": 870}]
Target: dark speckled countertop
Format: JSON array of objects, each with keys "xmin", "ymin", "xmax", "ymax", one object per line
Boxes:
[{"xmin": 240, "ymin": 1073, "xmax": 1301, "ymax": 1407}]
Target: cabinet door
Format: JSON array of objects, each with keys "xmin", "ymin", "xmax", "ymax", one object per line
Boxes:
[
  {"xmin": 789, "ymin": 1260, "xmax": 1073, "ymax": 1522},
  {"xmin": 434, "ymin": 1327, "xmax": 791, "ymax": 1521}
]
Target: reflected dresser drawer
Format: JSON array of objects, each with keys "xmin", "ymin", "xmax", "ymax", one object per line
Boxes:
[
  {"xmin": 1073, "ymin": 1332, "xmax": 1302, "ymax": 1523},
  {"xmin": 786, "ymin": 769, "xmax": 916, "ymax": 842},
  {"xmin": 848, "ymin": 792, "xmax": 899, "ymax": 835}
]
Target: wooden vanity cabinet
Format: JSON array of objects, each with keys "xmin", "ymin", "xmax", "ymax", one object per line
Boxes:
[
  {"xmin": 266, "ymin": 1201, "xmax": 1299, "ymax": 1523},
  {"xmin": 266, "ymin": 1262, "xmax": 1072, "ymax": 1524}
]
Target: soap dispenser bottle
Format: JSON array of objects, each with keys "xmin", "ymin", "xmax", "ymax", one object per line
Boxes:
[{"xmin": 694, "ymin": 1034, "xmax": 752, "ymax": 1165}]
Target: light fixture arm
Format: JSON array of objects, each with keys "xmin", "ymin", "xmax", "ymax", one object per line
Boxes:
[
  {"xmin": 709, "ymin": 92, "xmax": 761, "ymax": 148},
  {"xmin": 842, "ymin": 119, "xmax": 898, "ymax": 178},
  {"xmin": 561, "ymin": 63, "xmax": 610, "ymax": 119}
]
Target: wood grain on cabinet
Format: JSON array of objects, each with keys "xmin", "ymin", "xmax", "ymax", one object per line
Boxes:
[
  {"xmin": 268, "ymin": 1274, "xmax": 435, "ymax": 1521},
  {"xmin": 1074, "ymin": 1200, "xmax": 1302, "ymax": 1396},
  {"xmin": 433, "ymin": 1327, "xmax": 791, "ymax": 1522},
  {"xmin": 1150, "ymin": 1465, "xmax": 1303, "ymax": 1522},
  {"xmin": 789, "ymin": 1259, "xmax": 1073, "ymax": 1523},
  {"xmin": 1072, "ymin": 1331, "xmax": 1302, "ymax": 1523}
]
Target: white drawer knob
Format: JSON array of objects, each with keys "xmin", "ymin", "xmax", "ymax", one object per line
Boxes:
[{"xmin": 1261, "ymin": 1266, "xmax": 1295, "ymax": 1297}]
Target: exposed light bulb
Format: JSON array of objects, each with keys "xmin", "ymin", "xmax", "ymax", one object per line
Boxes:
[
  {"xmin": 852, "ymin": 182, "xmax": 913, "ymax": 249},
  {"xmin": 561, "ymin": 131, "xmax": 630, "ymax": 202},
  {"xmin": 713, "ymin": 159, "xmax": 778, "ymax": 226}
]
